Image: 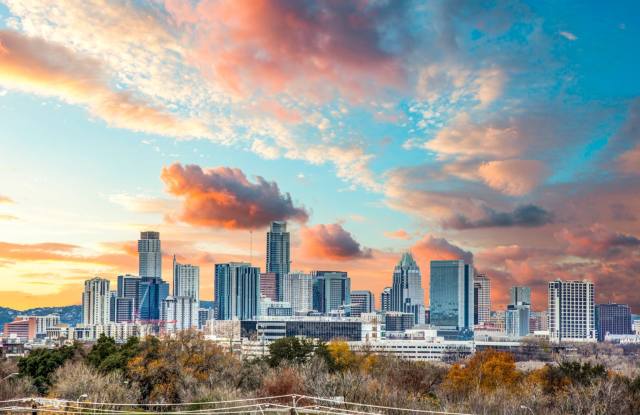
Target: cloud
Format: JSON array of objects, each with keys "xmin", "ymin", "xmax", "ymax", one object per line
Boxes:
[
  {"xmin": 411, "ymin": 235, "xmax": 473, "ymax": 264},
  {"xmin": 618, "ymin": 145, "xmax": 640, "ymax": 175},
  {"xmin": 384, "ymin": 229, "xmax": 411, "ymax": 240},
  {"xmin": 300, "ymin": 223, "xmax": 372, "ymax": 260},
  {"xmin": 167, "ymin": 0, "xmax": 412, "ymax": 100},
  {"xmin": 477, "ymin": 159, "xmax": 548, "ymax": 195},
  {"xmin": 443, "ymin": 204, "xmax": 553, "ymax": 229},
  {"xmin": 556, "ymin": 224, "xmax": 640, "ymax": 259},
  {"xmin": 108, "ymin": 193, "xmax": 178, "ymax": 214},
  {"xmin": 559, "ymin": 31, "xmax": 578, "ymax": 41},
  {"xmin": 0, "ymin": 30, "xmax": 209, "ymax": 138},
  {"xmin": 0, "ymin": 214, "xmax": 18, "ymax": 221},
  {"xmin": 161, "ymin": 163, "xmax": 309, "ymax": 229},
  {"xmin": 0, "ymin": 195, "xmax": 14, "ymax": 204}
]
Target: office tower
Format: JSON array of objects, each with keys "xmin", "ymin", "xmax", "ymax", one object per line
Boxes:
[
  {"xmin": 351, "ymin": 290, "xmax": 375, "ymax": 317},
  {"xmin": 109, "ymin": 291, "xmax": 117, "ymax": 322},
  {"xmin": 529, "ymin": 310, "xmax": 548, "ymax": 332},
  {"xmin": 429, "ymin": 260, "xmax": 474, "ymax": 339},
  {"xmin": 506, "ymin": 303, "xmax": 530, "ymax": 337},
  {"xmin": 282, "ymin": 272, "xmax": 313, "ymax": 313},
  {"xmin": 138, "ymin": 231, "xmax": 161, "ymax": 279},
  {"xmin": 215, "ymin": 262, "xmax": 260, "ymax": 320},
  {"xmin": 596, "ymin": 303, "xmax": 633, "ymax": 341},
  {"xmin": 259, "ymin": 297, "xmax": 293, "ymax": 317},
  {"xmin": 473, "ymin": 274, "xmax": 491, "ymax": 325},
  {"xmin": 82, "ymin": 277, "xmax": 111, "ymax": 325},
  {"xmin": 548, "ymin": 280, "xmax": 596, "ymax": 342},
  {"xmin": 173, "ymin": 256, "xmax": 200, "ymax": 301},
  {"xmin": 139, "ymin": 277, "xmax": 169, "ymax": 321},
  {"xmin": 115, "ymin": 274, "xmax": 141, "ymax": 322},
  {"xmin": 266, "ymin": 221, "xmax": 290, "ymax": 299},
  {"xmin": 260, "ymin": 272, "xmax": 278, "ymax": 301},
  {"xmin": 390, "ymin": 253, "xmax": 425, "ymax": 324},
  {"xmin": 510, "ymin": 286, "xmax": 531, "ymax": 306},
  {"xmin": 162, "ymin": 296, "xmax": 198, "ymax": 332},
  {"xmin": 384, "ymin": 312, "xmax": 415, "ymax": 332},
  {"xmin": 312, "ymin": 271, "xmax": 351, "ymax": 314},
  {"xmin": 380, "ymin": 287, "xmax": 392, "ymax": 312}
]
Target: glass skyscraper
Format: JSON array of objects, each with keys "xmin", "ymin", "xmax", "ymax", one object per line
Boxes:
[
  {"xmin": 596, "ymin": 303, "xmax": 633, "ymax": 341},
  {"xmin": 215, "ymin": 262, "xmax": 261, "ymax": 320},
  {"xmin": 390, "ymin": 252, "xmax": 425, "ymax": 324},
  {"xmin": 350, "ymin": 290, "xmax": 375, "ymax": 317},
  {"xmin": 172, "ymin": 255, "xmax": 200, "ymax": 301},
  {"xmin": 312, "ymin": 271, "xmax": 351, "ymax": 314},
  {"xmin": 429, "ymin": 260, "xmax": 474, "ymax": 339},
  {"xmin": 138, "ymin": 231, "xmax": 161, "ymax": 279},
  {"xmin": 266, "ymin": 221, "xmax": 290, "ymax": 299}
]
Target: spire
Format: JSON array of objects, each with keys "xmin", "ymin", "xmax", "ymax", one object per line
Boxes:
[{"xmin": 398, "ymin": 251, "xmax": 417, "ymax": 267}]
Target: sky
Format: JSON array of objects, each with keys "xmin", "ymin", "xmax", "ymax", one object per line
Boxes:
[{"xmin": 0, "ymin": 0, "xmax": 639, "ymax": 312}]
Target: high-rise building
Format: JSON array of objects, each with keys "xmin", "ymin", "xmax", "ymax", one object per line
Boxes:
[
  {"xmin": 109, "ymin": 291, "xmax": 117, "ymax": 322},
  {"xmin": 385, "ymin": 312, "xmax": 415, "ymax": 332},
  {"xmin": 260, "ymin": 272, "xmax": 278, "ymax": 301},
  {"xmin": 173, "ymin": 256, "xmax": 200, "ymax": 302},
  {"xmin": 138, "ymin": 231, "xmax": 162, "ymax": 279},
  {"xmin": 380, "ymin": 287, "xmax": 392, "ymax": 312},
  {"xmin": 510, "ymin": 286, "xmax": 531, "ymax": 306},
  {"xmin": 548, "ymin": 280, "xmax": 596, "ymax": 342},
  {"xmin": 162, "ymin": 296, "xmax": 198, "ymax": 332},
  {"xmin": 82, "ymin": 277, "xmax": 111, "ymax": 325},
  {"xmin": 596, "ymin": 303, "xmax": 633, "ymax": 341},
  {"xmin": 473, "ymin": 274, "xmax": 491, "ymax": 325},
  {"xmin": 529, "ymin": 310, "xmax": 548, "ymax": 332},
  {"xmin": 266, "ymin": 221, "xmax": 290, "ymax": 299},
  {"xmin": 506, "ymin": 303, "xmax": 530, "ymax": 338},
  {"xmin": 312, "ymin": 271, "xmax": 351, "ymax": 314},
  {"xmin": 214, "ymin": 262, "xmax": 260, "ymax": 320},
  {"xmin": 390, "ymin": 253, "xmax": 425, "ymax": 324},
  {"xmin": 429, "ymin": 260, "xmax": 474, "ymax": 339},
  {"xmin": 116, "ymin": 274, "xmax": 141, "ymax": 322},
  {"xmin": 281, "ymin": 272, "xmax": 313, "ymax": 313},
  {"xmin": 139, "ymin": 277, "xmax": 169, "ymax": 321},
  {"xmin": 351, "ymin": 290, "xmax": 375, "ymax": 317}
]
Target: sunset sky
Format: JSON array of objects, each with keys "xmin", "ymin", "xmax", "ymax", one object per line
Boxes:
[{"xmin": 1, "ymin": 1, "xmax": 639, "ymax": 312}]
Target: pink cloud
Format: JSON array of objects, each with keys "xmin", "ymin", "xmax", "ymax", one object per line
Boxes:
[
  {"xmin": 555, "ymin": 224, "xmax": 640, "ymax": 258},
  {"xmin": 384, "ymin": 229, "xmax": 411, "ymax": 240},
  {"xmin": 477, "ymin": 159, "xmax": 548, "ymax": 196},
  {"xmin": 300, "ymin": 223, "xmax": 371, "ymax": 261}
]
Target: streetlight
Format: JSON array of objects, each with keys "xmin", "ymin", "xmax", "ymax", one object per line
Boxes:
[{"xmin": 520, "ymin": 405, "xmax": 534, "ymax": 415}]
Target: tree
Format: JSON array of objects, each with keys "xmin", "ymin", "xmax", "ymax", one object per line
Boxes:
[
  {"xmin": 267, "ymin": 337, "xmax": 316, "ymax": 367},
  {"xmin": 17, "ymin": 343, "xmax": 80, "ymax": 394},
  {"xmin": 87, "ymin": 335, "xmax": 140, "ymax": 374},
  {"xmin": 441, "ymin": 350, "xmax": 521, "ymax": 397},
  {"xmin": 326, "ymin": 340, "xmax": 356, "ymax": 372}
]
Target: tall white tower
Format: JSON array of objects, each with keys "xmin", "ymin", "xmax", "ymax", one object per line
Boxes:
[
  {"xmin": 82, "ymin": 277, "xmax": 111, "ymax": 325},
  {"xmin": 138, "ymin": 231, "xmax": 161, "ymax": 279}
]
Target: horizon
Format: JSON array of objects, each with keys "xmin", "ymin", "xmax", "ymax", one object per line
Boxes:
[{"xmin": 1, "ymin": 1, "xmax": 639, "ymax": 313}]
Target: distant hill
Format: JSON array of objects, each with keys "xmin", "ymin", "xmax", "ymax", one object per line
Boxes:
[
  {"xmin": 0, "ymin": 305, "xmax": 83, "ymax": 327},
  {"xmin": 1, "ymin": 301, "xmax": 215, "ymax": 328}
]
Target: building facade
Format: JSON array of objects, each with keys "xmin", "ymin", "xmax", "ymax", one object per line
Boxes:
[
  {"xmin": 390, "ymin": 253, "xmax": 425, "ymax": 324},
  {"xmin": 138, "ymin": 231, "xmax": 161, "ymax": 279},
  {"xmin": 139, "ymin": 276, "xmax": 169, "ymax": 321},
  {"xmin": 474, "ymin": 274, "xmax": 491, "ymax": 325},
  {"xmin": 429, "ymin": 260, "xmax": 474, "ymax": 339},
  {"xmin": 596, "ymin": 303, "xmax": 633, "ymax": 342},
  {"xmin": 380, "ymin": 287, "xmax": 392, "ymax": 312},
  {"xmin": 82, "ymin": 277, "xmax": 111, "ymax": 325},
  {"xmin": 351, "ymin": 290, "xmax": 375, "ymax": 317},
  {"xmin": 173, "ymin": 256, "xmax": 200, "ymax": 301},
  {"xmin": 312, "ymin": 271, "xmax": 351, "ymax": 314},
  {"xmin": 510, "ymin": 286, "xmax": 531, "ymax": 306},
  {"xmin": 281, "ymin": 272, "xmax": 313, "ymax": 313},
  {"xmin": 548, "ymin": 280, "xmax": 596, "ymax": 342},
  {"xmin": 162, "ymin": 296, "xmax": 198, "ymax": 332},
  {"xmin": 259, "ymin": 272, "xmax": 278, "ymax": 301},
  {"xmin": 215, "ymin": 262, "xmax": 261, "ymax": 320},
  {"xmin": 384, "ymin": 312, "xmax": 415, "ymax": 333},
  {"xmin": 506, "ymin": 303, "xmax": 530, "ymax": 338},
  {"xmin": 116, "ymin": 274, "xmax": 141, "ymax": 322}
]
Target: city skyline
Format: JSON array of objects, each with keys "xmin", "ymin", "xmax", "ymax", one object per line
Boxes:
[{"xmin": 1, "ymin": 1, "xmax": 640, "ymax": 312}]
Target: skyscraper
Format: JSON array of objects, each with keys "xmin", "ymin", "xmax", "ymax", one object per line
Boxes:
[
  {"xmin": 390, "ymin": 252, "xmax": 425, "ymax": 324},
  {"xmin": 139, "ymin": 277, "xmax": 169, "ymax": 321},
  {"xmin": 115, "ymin": 274, "xmax": 141, "ymax": 322},
  {"xmin": 260, "ymin": 272, "xmax": 278, "ymax": 301},
  {"xmin": 429, "ymin": 260, "xmax": 474, "ymax": 339},
  {"xmin": 506, "ymin": 303, "xmax": 530, "ymax": 337},
  {"xmin": 138, "ymin": 231, "xmax": 161, "ymax": 279},
  {"xmin": 473, "ymin": 274, "xmax": 491, "ymax": 325},
  {"xmin": 380, "ymin": 287, "xmax": 392, "ymax": 312},
  {"xmin": 351, "ymin": 290, "xmax": 375, "ymax": 317},
  {"xmin": 215, "ymin": 262, "xmax": 261, "ymax": 320},
  {"xmin": 281, "ymin": 272, "xmax": 313, "ymax": 313},
  {"xmin": 173, "ymin": 256, "xmax": 200, "ymax": 301},
  {"xmin": 596, "ymin": 303, "xmax": 633, "ymax": 341},
  {"xmin": 266, "ymin": 221, "xmax": 290, "ymax": 299},
  {"xmin": 312, "ymin": 271, "xmax": 351, "ymax": 314},
  {"xmin": 510, "ymin": 286, "xmax": 531, "ymax": 305},
  {"xmin": 82, "ymin": 277, "xmax": 111, "ymax": 325},
  {"xmin": 162, "ymin": 296, "xmax": 198, "ymax": 332},
  {"xmin": 548, "ymin": 279, "xmax": 596, "ymax": 342}
]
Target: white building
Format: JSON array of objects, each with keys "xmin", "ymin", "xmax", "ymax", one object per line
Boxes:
[
  {"xmin": 173, "ymin": 256, "xmax": 200, "ymax": 301},
  {"xmin": 162, "ymin": 296, "xmax": 198, "ymax": 332},
  {"xmin": 82, "ymin": 277, "xmax": 111, "ymax": 325},
  {"xmin": 73, "ymin": 322, "xmax": 152, "ymax": 342},
  {"xmin": 548, "ymin": 280, "xmax": 596, "ymax": 342},
  {"xmin": 17, "ymin": 314, "xmax": 60, "ymax": 336},
  {"xmin": 281, "ymin": 272, "xmax": 313, "ymax": 313}
]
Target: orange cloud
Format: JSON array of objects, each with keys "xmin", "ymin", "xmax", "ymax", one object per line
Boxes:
[
  {"xmin": 167, "ymin": 0, "xmax": 409, "ymax": 100},
  {"xmin": 384, "ymin": 229, "xmax": 411, "ymax": 240},
  {"xmin": 300, "ymin": 223, "xmax": 372, "ymax": 261},
  {"xmin": 0, "ymin": 30, "xmax": 209, "ymax": 138},
  {"xmin": 618, "ymin": 144, "xmax": 640, "ymax": 175},
  {"xmin": 477, "ymin": 159, "xmax": 548, "ymax": 196},
  {"xmin": 0, "ymin": 195, "xmax": 13, "ymax": 204},
  {"xmin": 161, "ymin": 163, "xmax": 309, "ymax": 229},
  {"xmin": 556, "ymin": 224, "xmax": 640, "ymax": 258}
]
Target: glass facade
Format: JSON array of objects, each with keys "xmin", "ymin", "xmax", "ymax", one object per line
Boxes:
[
  {"xmin": 429, "ymin": 260, "xmax": 474, "ymax": 338},
  {"xmin": 215, "ymin": 262, "xmax": 260, "ymax": 320}
]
